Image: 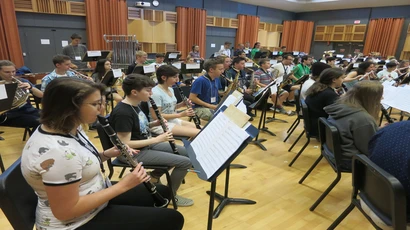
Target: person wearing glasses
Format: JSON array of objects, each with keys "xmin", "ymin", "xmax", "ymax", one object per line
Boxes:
[{"xmin": 21, "ymin": 77, "xmax": 184, "ymax": 230}]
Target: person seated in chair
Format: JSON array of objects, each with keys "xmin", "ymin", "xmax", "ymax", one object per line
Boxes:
[
  {"xmin": 324, "ymin": 80, "xmax": 381, "ymax": 170},
  {"xmin": 149, "ymin": 65, "xmax": 200, "ymax": 138},
  {"xmin": 41, "ymin": 54, "xmax": 78, "ymax": 91},
  {"xmin": 110, "ymin": 74, "xmax": 194, "ymax": 206},
  {"xmin": 368, "ymin": 121, "xmax": 410, "ymax": 229},
  {"xmin": 0, "ymin": 60, "xmax": 42, "ymax": 131},
  {"xmin": 305, "ymin": 68, "xmax": 344, "ymax": 136},
  {"xmin": 21, "ymin": 77, "xmax": 184, "ymax": 230},
  {"xmin": 272, "ymin": 54, "xmax": 301, "ymax": 107},
  {"xmin": 189, "ymin": 58, "xmax": 224, "ymax": 121},
  {"xmin": 91, "ymin": 59, "xmax": 123, "ymax": 103},
  {"xmin": 300, "ymin": 62, "xmax": 331, "ymax": 100}
]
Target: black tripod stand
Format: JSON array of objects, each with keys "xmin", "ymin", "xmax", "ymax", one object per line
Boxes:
[
  {"xmin": 266, "ymin": 84, "xmax": 288, "ymax": 124},
  {"xmin": 250, "ymin": 88, "xmax": 276, "ymax": 151}
]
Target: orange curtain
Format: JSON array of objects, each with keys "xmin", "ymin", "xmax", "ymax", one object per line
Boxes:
[
  {"xmin": 85, "ymin": 0, "xmax": 128, "ymax": 50},
  {"xmin": 0, "ymin": 0, "xmax": 24, "ymax": 67},
  {"xmin": 236, "ymin": 15, "xmax": 259, "ymax": 47},
  {"xmin": 281, "ymin": 20, "xmax": 314, "ymax": 54},
  {"xmin": 176, "ymin": 7, "xmax": 206, "ymax": 59},
  {"xmin": 363, "ymin": 18, "xmax": 404, "ymax": 57}
]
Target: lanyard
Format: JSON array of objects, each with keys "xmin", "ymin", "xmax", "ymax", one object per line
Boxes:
[
  {"xmin": 282, "ymin": 63, "xmax": 288, "ymax": 74},
  {"xmin": 204, "ymin": 74, "xmax": 217, "ymax": 101},
  {"xmin": 69, "ymin": 131, "xmax": 105, "ymax": 174}
]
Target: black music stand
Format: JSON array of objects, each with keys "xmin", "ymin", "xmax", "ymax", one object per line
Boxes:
[
  {"xmin": 101, "ymin": 70, "xmax": 121, "ymax": 110},
  {"xmin": 0, "ymin": 83, "xmax": 18, "ymax": 141},
  {"xmin": 249, "ymin": 83, "xmax": 277, "ymax": 151},
  {"xmin": 82, "ymin": 50, "xmax": 110, "ymax": 62},
  {"xmin": 164, "ymin": 52, "xmax": 181, "ymax": 64},
  {"xmin": 266, "ymin": 83, "xmax": 288, "ymax": 124},
  {"xmin": 180, "ymin": 63, "xmax": 203, "ymax": 74},
  {"xmin": 254, "ymin": 51, "xmax": 268, "ymax": 59},
  {"xmin": 183, "ymin": 106, "xmax": 258, "ymax": 230}
]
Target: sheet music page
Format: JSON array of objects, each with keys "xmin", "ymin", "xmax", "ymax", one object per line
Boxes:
[
  {"xmin": 169, "ymin": 53, "xmax": 178, "ymax": 59},
  {"xmin": 0, "ymin": 84, "xmax": 7, "ymax": 100},
  {"xmin": 87, "ymin": 51, "xmax": 102, "ymax": 57},
  {"xmin": 190, "ymin": 112, "xmax": 249, "ymax": 179},
  {"xmin": 112, "ymin": 69, "xmax": 122, "ymax": 78},
  {"xmin": 382, "ymin": 84, "xmax": 410, "ymax": 113}
]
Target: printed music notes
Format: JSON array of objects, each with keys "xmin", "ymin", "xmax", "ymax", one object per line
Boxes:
[
  {"xmin": 190, "ymin": 110, "xmax": 249, "ymax": 179},
  {"xmin": 143, "ymin": 65, "xmax": 156, "ymax": 74},
  {"xmin": 112, "ymin": 69, "xmax": 123, "ymax": 78},
  {"xmin": 87, "ymin": 51, "xmax": 102, "ymax": 57},
  {"xmin": 0, "ymin": 85, "xmax": 7, "ymax": 100}
]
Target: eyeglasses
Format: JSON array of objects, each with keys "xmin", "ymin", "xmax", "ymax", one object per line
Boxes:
[{"xmin": 84, "ymin": 102, "xmax": 103, "ymax": 109}]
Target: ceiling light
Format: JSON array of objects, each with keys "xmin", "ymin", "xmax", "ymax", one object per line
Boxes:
[{"xmin": 286, "ymin": 0, "xmax": 339, "ymax": 3}]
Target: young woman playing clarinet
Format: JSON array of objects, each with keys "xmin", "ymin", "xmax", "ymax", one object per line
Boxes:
[
  {"xmin": 149, "ymin": 65, "xmax": 200, "ymax": 138},
  {"xmin": 21, "ymin": 77, "xmax": 184, "ymax": 230},
  {"xmin": 109, "ymin": 74, "xmax": 194, "ymax": 206},
  {"xmin": 91, "ymin": 59, "xmax": 123, "ymax": 103}
]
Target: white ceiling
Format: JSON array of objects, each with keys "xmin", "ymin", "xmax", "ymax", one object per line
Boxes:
[{"xmin": 230, "ymin": 0, "xmax": 410, "ymax": 13}]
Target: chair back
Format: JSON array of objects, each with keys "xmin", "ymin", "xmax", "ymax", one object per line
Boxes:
[
  {"xmin": 0, "ymin": 158, "xmax": 37, "ymax": 230},
  {"xmin": 352, "ymin": 154, "xmax": 407, "ymax": 229},
  {"xmin": 300, "ymin": 99, "xmax": 312, "ymax": 136},
  {"xmin": 173, "ymin": 85, "xmax": 191, "ymax": 104},
  {"xmin": 294, "ymin": 90, "xmax": 301, "ymax": 115},
  {"xmin": 318, "ymin": 117, "xmax": 344, "ymax": 171}
]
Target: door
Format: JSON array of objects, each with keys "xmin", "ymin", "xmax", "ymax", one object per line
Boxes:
[
  {"xmin": 19, "ymin": 27, "xmax": 87, "ymax": 73},
  {"xmin": 205, "ymin": 36, "xmax": 236, "ymax": 58}
]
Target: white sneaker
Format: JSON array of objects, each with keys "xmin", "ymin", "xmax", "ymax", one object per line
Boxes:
[{"xmin": 175, "ymin": 195, "xmax": 194, "ymax": 207}]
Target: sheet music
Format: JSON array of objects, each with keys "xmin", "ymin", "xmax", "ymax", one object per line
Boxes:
[
  {"xmin": 237, "ymin": 101, "xmax": 247, "ymax": 114},
  {"xmin": 190, "ymin": 112, "xmax": 249, "ymax": 179},
  {"xmin": 382, "ymin": 84, "xmax": 410, "ymax": 113},
  {"xmin": 172, "ymin": 62, "xmax": 182, "ymax": 69},
  {"xmin": 112, "ymin": 69, "xmax": 122, "ymax": 78},
  {"xmin": 0, "ymin": 85, "xmax": 7, "ymax": 100},
  {"xmin": 143, "ymin": 65, "xmax": 155, "ymax": 74},
  {"xmin": 87, "ymin": 51, "xmax": 102, "ymax": 57},
  {"xmin": 216, "ymin": 93, "xmax": 243, "ymax": 113},
  {"xmin": 169, "ymin": 53, "xmax": 178, "ymax": 59},
  {"xmin": 186, "ymin": 63, "xmax": 200, "ymax": 69}
]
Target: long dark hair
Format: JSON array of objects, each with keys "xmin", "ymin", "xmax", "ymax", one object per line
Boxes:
[
  {"xmin": 253, "ymin": 42, "xmax": 260, "ymax": 49},
  {"xmin": 356, "ymin": 62, "xmax": 374, "ymax": 75},
  {"xmin": 40, "ymin": 77, "xmax": 105, "ymax": 133},
  {"xmin": 306, "ymin": 68, "xmax": 344, "ymax": 97},
  {"xmin": 92, "ymin": 59, "xmax": 109, "ymax": 81}
]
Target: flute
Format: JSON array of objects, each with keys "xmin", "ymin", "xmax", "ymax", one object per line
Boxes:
[
  {"xmin": 97, "ymin": 115, "xmax": 169, "ymax": 208},
  {"xmin": 69, "ymin": 68, "xmax": 91, "ymax": 80},
  {"xmin": 149, "ymin": 97, "xmax": 180, "ymax": 155},
  {"xmin": 358, "ymin": 71, "xmax": 375, "ymax": 81},
  {"xmin": 381, "ymin": 105, "xmax": 394, "ymax": 124},
  {"xmin": 175, "ymin": 84, "xmax": 201, "ymax": 129}
]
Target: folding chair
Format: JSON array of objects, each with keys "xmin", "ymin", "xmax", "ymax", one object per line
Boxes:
[
  {"xmin": 284, "ymin": 90, "xmax": 302, "ymax": 142},
  {"xmin": 328, "ymin": 154, "xmax": 407, "ymax": 230}
]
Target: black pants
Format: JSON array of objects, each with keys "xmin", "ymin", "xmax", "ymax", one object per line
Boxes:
[
  {"xmin": 243, "ymin": 92, "xmax": 255, "ymax": 115},
  {"xmin": 77, "ymin": 182, "xmax": 184, "ymax": 230},
  {"xmin": 0, "ymin": 105, "xmax": 40, "ymax": 128}
]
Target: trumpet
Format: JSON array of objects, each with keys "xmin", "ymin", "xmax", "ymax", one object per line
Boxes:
[{"xmin": 69, "ymin": 68, "xmax": 91, "ymax": 80}]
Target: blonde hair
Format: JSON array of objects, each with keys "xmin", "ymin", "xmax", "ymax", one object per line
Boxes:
[
  {"xmin": 337, "ymin": 80, "xmax": 383, "ymax": 121},
  {"xmin": 136, "ymin": 51, "xmax": 147, "ymax": 57}
]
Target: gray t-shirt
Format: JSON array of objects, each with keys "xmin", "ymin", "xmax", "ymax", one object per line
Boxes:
[
  {"xmin": 149, "ymin": 86, "xmax": 177, "ymax": 120},
  {"xmin": 62, "ymin": 44, "xmax": 88, "ymax": 69}
]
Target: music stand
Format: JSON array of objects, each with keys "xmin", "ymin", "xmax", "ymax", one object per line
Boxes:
[
  {"xmin": 183, "ymin": 106, "xmax": 259, "ymax": 230},
  {"xmin": 266, "ymin": 83, "xmax": 288, "ymax": 124},
  {"xmin": 82, "ymin": 50, "xmax": 110, "ymax": 62},
  {"xmin": 101, "ymin": 70, "xmax": 121, "ymax": 110},
  {"xmin": 0, "ymin": 83, "xmax": 18, "ymax": 141},
  {"xmin": 164, "ymin": 52, "xmax": 181, "ymax": 64},
  {"xmin": 254, "ymin": 51, "xmax": 268, "ymax": 59},
  {"xmin": 180, "ymin": 63, "xmax": 203, "ymax": 75}
]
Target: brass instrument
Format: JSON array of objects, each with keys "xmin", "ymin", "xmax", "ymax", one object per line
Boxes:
[
  {"xmin": 69, "ymin": 68, "xmax": 91, "ymax": 80},
  {"xmin": 222, "ymin": 70, "xmax": 241, "ymax": 98},
  {"xmin": 10, "ymin": 77, "xmax": 30, "ymax": 110},
  {"xmin": 248, "ymin": 69, "xmax": 260, "ymax": 93},
  {"xmin": 279, "ymin": 65, "xmax": 298, "ymax": 89}
]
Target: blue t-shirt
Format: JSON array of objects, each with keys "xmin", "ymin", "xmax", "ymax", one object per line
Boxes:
[
  {"xmin": 190, "ymin": 75, "xmax": 221, "ymax": 108},
  {"xmin": 368, "ymin": 121, "xmax": 410, "ymax": 219}
]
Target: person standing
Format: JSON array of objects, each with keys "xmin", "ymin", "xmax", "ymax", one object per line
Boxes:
[{"xmin": 62, "ymin": 33, "xmax": 91, "ymax": 69}]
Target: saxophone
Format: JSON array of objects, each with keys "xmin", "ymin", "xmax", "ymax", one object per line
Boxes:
[
  {"xmin": 10, "ymin": 77, "xmax": 30, "ymax": 110},
  {"xmin": 223, "ymin": 70, "xmax": 241, "ymax": 98},
  {"xmin": 248, "ymin": 69, "xmax": 260, "ymax": 93}
]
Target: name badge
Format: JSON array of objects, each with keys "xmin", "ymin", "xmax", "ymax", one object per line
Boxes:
[
  {"xmin": 211, "ymin": 97, "xmax": 216, "ymax": 103},
  {"xmin": 75, "ymin": 56, "xmax": 82, "ymax": 61}
]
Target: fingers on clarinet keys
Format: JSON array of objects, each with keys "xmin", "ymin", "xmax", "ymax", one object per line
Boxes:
[{"xmin": 123, "ymin": 162, "xmax": 149, "ymax": 189}]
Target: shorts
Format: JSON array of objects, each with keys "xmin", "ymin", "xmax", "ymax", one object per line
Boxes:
[
  {"xmin": 193, "ymin": 107, "xmax": 214, "ymax": 121},
  {"xmin": 150, "ymin": 118, "xmax": 182, "ymax": 134},
  {"xmin": 282, "ymin": 84, "xmax": 293, "ymax": 92}
]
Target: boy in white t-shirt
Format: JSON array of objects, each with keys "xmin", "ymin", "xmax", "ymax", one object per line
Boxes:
[{"xmin": 377, "ymin": 62, "xmax": 398, "ymax": 82}]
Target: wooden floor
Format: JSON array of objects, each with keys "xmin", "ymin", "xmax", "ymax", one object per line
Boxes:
[{"xmin": 0, "ymin": 107, "xmax": 385, "ymax": 230}]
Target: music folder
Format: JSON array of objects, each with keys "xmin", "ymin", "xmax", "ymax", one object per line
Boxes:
[
  {"xmin": 0, "ymin": 83, "xmax": 18, "ymax": 114},
  {"xmin": 183, "ymin": 104, "xmax": 258, "ymax": 181}
]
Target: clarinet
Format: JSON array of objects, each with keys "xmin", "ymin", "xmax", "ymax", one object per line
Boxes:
[
  {"xmin": 175, "ymin": 84, "xmax": 201, "ymax": 129},
  {"xmin": 381, "ymin": 105, "xmax": 394, "ymax": 124},
  {"xmin": 148, "ymin": 97, "xmax": 180, "ymax": 155},
  {"xmin": 97, "ymin": 115, "xmax": 169, "ymax": 208}
]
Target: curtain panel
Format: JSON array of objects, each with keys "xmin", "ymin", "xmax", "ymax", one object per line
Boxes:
[
  {"xmin": 281, "ymin": 20, "xmax": 314, "ymax": 54},
  {"xmin": 236, "ymin": 15, "xmax": 259, "ymax": 47}
]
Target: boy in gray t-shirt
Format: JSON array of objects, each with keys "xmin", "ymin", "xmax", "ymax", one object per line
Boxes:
[{"xmin": 62, "ymin": 33, "xmax": 90, "ymax": 69}]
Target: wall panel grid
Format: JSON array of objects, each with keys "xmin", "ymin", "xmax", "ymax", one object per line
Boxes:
[
  {"xmin": 314, "ymin": 24, "xmax": 367, "ymax": 42},
  {"xmin": 14, "ymin": 0, "xmax": 85, "ymax": 16},
  {"xmin": 258, "ymin": 22, "xmax": 283, "ymax": 51},
  {"xmin": 206, "ymin": 16, "xmax": 238, "ymax": 28}
]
